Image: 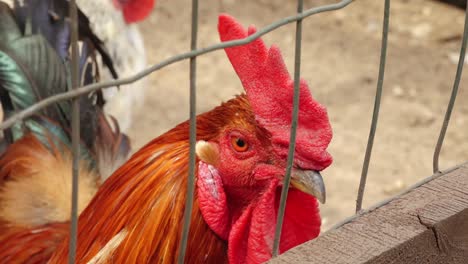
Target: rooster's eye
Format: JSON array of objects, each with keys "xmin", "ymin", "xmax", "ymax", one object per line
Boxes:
[{"xmin": 231, "ymin": 137, "xmax": 249, "ymax": 152}]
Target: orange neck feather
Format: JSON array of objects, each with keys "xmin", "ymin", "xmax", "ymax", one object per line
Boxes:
[{"xmin": 51, "ymin": 141, "xmax": 227, "ymax": 263}]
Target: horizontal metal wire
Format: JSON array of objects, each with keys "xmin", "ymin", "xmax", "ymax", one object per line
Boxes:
[
  {"xmin": 0, "ymin": 0, "xmax": 353, "ymax": 132},
  {"xmin": 355, "ymin": 0, "xmax": 390, "ymax": 213}
]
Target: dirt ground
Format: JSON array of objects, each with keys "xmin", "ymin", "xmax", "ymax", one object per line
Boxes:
[{"xmin": 127, "ymin": 0, "xmax": 468, "ymax": 231}]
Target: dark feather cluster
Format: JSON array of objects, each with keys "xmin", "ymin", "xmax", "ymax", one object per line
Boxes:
[
  {"xmin": 437, "ymin": 0, "xmax": 466, "ymax": 9},
  {"xmin": 0, "ymin": 0, "xmax": 129, "ymax": 170}
]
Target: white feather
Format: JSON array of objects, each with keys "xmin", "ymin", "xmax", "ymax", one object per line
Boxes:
[{"xmin": 76, "ymin": 0, "xmax": 149, "ymax": 133}]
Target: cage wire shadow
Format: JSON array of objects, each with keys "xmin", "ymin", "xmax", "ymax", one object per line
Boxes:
[{"xmin": 0, "ymin": 0, "xmax": 466, "ymax": 262}]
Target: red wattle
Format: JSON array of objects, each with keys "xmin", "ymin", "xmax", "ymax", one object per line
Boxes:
[
  {"xmin": 275, "ymin": 188, "xmax": 321, "ymax": 253},
  {"xmin": 227, "ymin": 180, "xmax": 321, "ymax": 264}
]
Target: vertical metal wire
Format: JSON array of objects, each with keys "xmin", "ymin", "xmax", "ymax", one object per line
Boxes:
[
  {"xmin": 177, "ymin": 0, "xmax": 198, "ymax": 262},
  {"xmin": 433, "ymin": 0, "xmax": 468, "ymax": 174},
  {"xmin": 68, "ymin": 0, "xmax": 80, "ymax": 263},
  {"xmin": 355, "ymin": 0, "xmax": 390, "ymax": 213},
  {"xmin": 272, "ymin": 0, "xmax": 304, "ymax": 257}
]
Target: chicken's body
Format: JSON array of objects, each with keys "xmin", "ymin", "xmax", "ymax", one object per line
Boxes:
[
  {"xmin": 0, "ymin": 1, "xmax": 130, "ymax": 262},
  {"xmin": 0, "ymin": 222, "xmax": 69, "ymax": 263},
  {"xmin": 76, "ymin": 0, "xmax": 152, "ymax": 132},
  {"xmin": 3, "ymin": 0, "xmax": 154, "ymax": 132},
  {"xmin": 0, "ymin": 135, "xmax": 97, "ymax": 263},
  {"xmin": 0, "ymin": 119, "xmax": 128, "ymax": 263}
]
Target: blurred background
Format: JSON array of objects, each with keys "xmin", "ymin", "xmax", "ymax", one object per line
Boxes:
[{"xmin": 119, "ymin": 0, "xmax": 468, "ymax": 230}]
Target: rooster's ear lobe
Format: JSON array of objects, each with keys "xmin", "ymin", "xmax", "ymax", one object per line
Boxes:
[{"xmin": 196, "ymin": 141, "xmax": 219, "ymax": 166}]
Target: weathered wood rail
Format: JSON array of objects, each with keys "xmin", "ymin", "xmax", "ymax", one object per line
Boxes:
[{"xmin": 271, "ymin": 163, "xmax": 468, "ymax": 263}]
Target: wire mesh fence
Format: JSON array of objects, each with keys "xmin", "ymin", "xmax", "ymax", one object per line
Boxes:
[{"xmin": 0, "ymin": 0, "xmax": 466, "ymax": 262}]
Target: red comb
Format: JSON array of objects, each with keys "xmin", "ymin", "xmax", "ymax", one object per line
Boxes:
[
  {"xmin": 114, "ymin": 0, "xmax": 156, "ymax": 24},
  {"xmin": 218, "ymin": 14, "xmax": 332, "ymax": 170}
]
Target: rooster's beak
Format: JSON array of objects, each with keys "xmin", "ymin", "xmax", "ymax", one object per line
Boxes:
[{"xmin": 290, "ymin": 170, "xmax": 326, "ymax": 204}]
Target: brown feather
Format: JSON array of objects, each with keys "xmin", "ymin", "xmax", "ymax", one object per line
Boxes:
[
  {"xmin": 51, "ymin": 141, "xmax": 227, "ymax": 263},
  {"xmin": 94, "ymin": 110, "xmax": 131, "ymax": 182},
  {"xmin": 0, "ymin": 134, "xmax": 99, "ymax": 263},
  {"xmin": 0, "ymin": 223, "xmax": 68, "ymax": 264},
  {"xmin": 0, "ymin": 134, "xmax": 98, "ymax": 227}
]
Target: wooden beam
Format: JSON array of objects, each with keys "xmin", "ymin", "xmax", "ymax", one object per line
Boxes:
[{"xmin": 270, "ymin": 164, "xmax": 468, "ymax": 263}]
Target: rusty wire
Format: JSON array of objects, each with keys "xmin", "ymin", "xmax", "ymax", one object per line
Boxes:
[
  {"xmin": 355, "ymin": 0, "xmax": 390, "ymax": 213},
  {"xmin": 68, "ymin": 0, "xmax": 80, "ymax": 263}
]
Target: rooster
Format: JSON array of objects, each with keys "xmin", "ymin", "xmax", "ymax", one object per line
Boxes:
[
  {"xmin": 48, "ymin": 14, "xmax": 333, "ymax": 264},
  {"xmin": 0, "ymin": 1, "xmax": 130, "ymax": 262}
]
